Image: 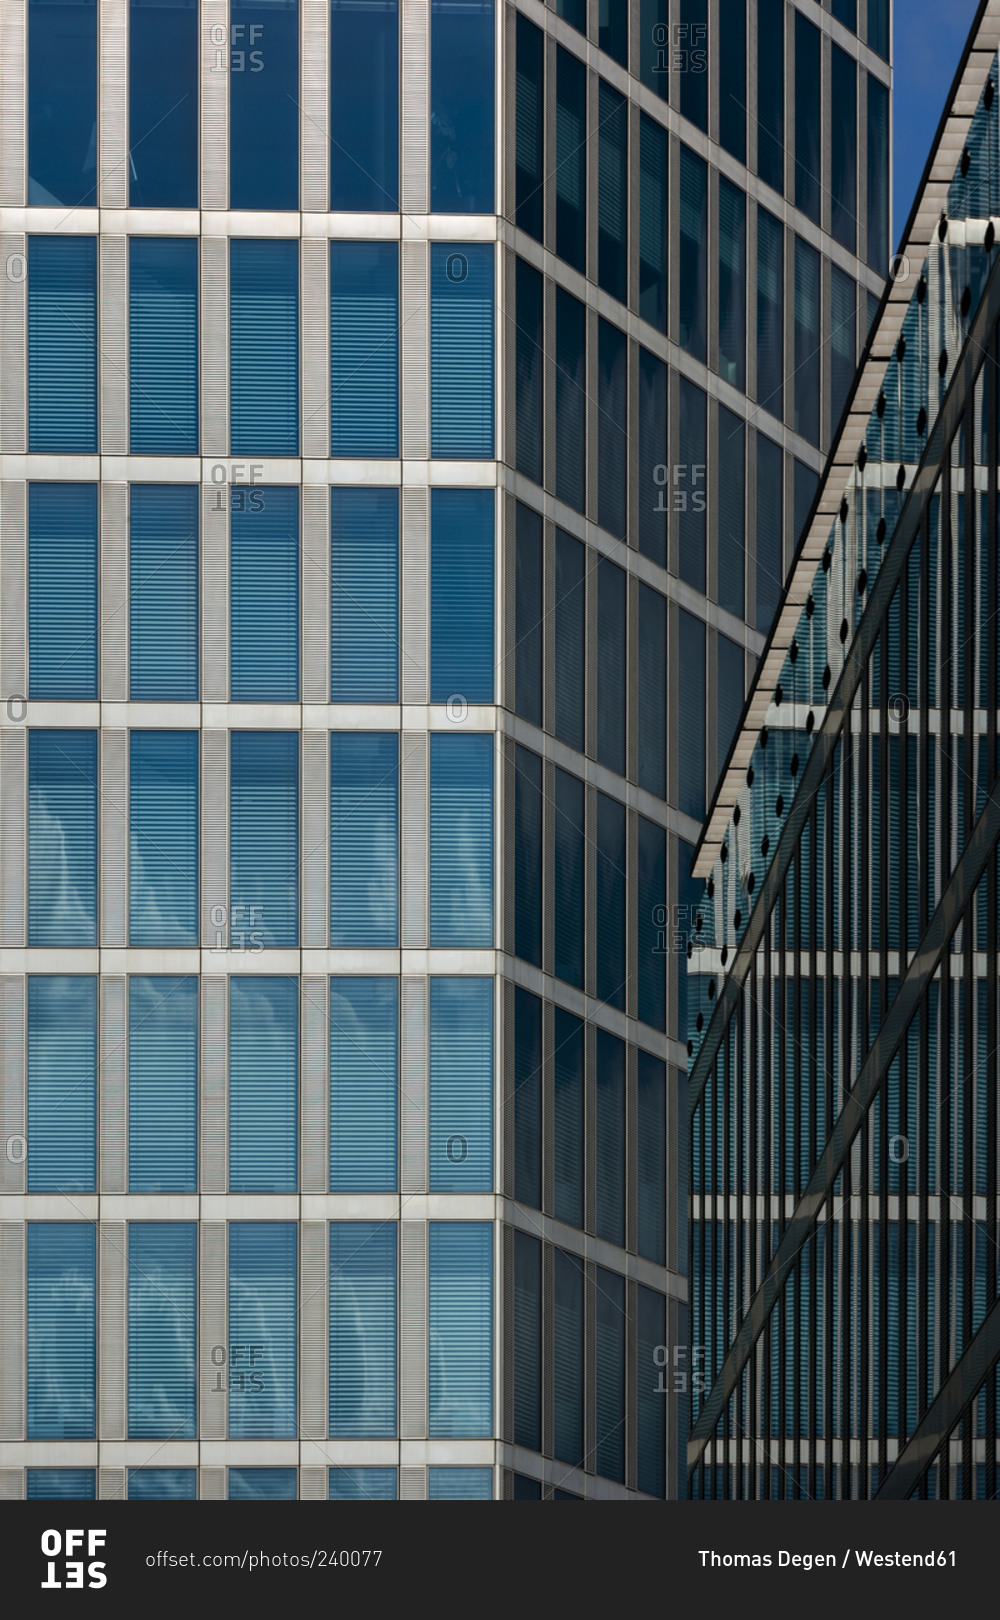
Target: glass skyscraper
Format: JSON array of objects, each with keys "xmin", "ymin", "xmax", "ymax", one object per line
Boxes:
[{"xmin": 0, "ymin": 0, "xmax": 888, "ymax": 1501}]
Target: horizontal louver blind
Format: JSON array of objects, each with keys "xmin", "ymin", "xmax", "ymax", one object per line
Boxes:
[
  {"xmin": 27, "ymin": 1223, "xmax": 96, "ymax": 1438},
  {"xmin": 230, "ymin": 239, "xmax": 299, "ymax": 455},
  {"xmin": 676, "ymin": 611, "xmax": 706, "ymax": 820},
  {"xmin": 637, "ymin": 1051, "xmax": 666, "ymax": 1264},
  {"xmin": 427, "ymin": 1468, "xmax": 492, "ymax": 1499},
  {"xmin": 552, "ymin": 1246, "xmax": 583, "ymax": 1464},
  {"xmin": 330, "ymin": 977, "xmax": 398, "ymax": 1192},
  {"xmin": 637, "ymin": 815, "xmax": 666, "ymax": 1032},
  {"xmin": 29, "ymin": 482, "xmax": 98, "ymax": 699},
  {"xmin": 28, "ymin": 235, "xmax": 98, "ymax": 451},
  {"xmin": 128, "ymin": 975, "xmax": 198, "ymax": 1193},
  {"xmin": 230, "ymin": 486, "xmax": 299, "ymax": 700},
  {"xmin": 228, "ymin": 1468, "xmax": 298, "ymax": 1500},
  {"xmin": 127, "ymin": 1223, "xmax": 197, "ymax": 1438},
  {"xmin": 330, "ymin": 487, "xmax": 399, "ymax": 702},
  {"xmin": 595, "ymin": 1027, "xmax": 625, "ymax": 1246},
  {"xmin": 129, "ymin": 731, "xmax": 198, "ymax": 945},
  {"xmin": 27, "ymin": 975, "xmax": 97, "ymax": 1192},
  {"xmin": 553, "ymin": 767, "xmax": 584, "ymax": 989},
  {"xmin": 330, "ymin": 732, "xmax": 398, "ymax": 946},
  {"xmin": 554, "ymin": 530, "xmax": 585, "ymax": 749},
  {"xmin": 330, "ymin": 242, "xmax": 399, "ymax": 456},
  {"xmin": 329, "ymin": 1467, "xmax": 397, "ymax": 1500},
  {"xmin": 329, "ymin": 1222, "xmax": 397, "ymax": 1437},
  {"xmin": 229, "ymin": 977, "xmax": 298, "ymax": 1194},
  {"xmin": 594, "ymin": 1266, "xmax": 625, "ymax": 1482},
  {"xmin": 127, "ymin": 1469, "xmax": 197, "ymax": 1500},
  {"xmin": 29, "ymin": 729, "xmax": 98, "ymax": 946},
  {"xmin": 429, "ymin": 243, "xmax": 494, "ymax": 457},
  {"xmin": 429, "ymin": 733, "xmax": 493, "ymax": 947},
  {"xmin": 428, "ymin": 1222, "xmax": 493, "ymax": 1438},
  {"xmin": 428, "ymin": 977, "xmax": 493, "ymax": 1192},
  {"xmin": 638, "ymin": 112, "xmax": 667, "ymax": 284},
  {"xmin": 595, "ymin": 793, "xmax": 626, "ymax": 1010},
  {"xmin": 429, "ymin": 488, "xmax": 494, "ymax": 702},
  {"xmin": 230, "ymin": 731, "xmax": 299, "ymax": 946},
  {"xmin": 129, "ymin": 484, "xmax": 199, "ymax": 701},
  {"xmin": 553, "ymin": 1006, "xmax": 584, "ymax": 1227},
  {"xmin": 27, "ymin": 1469, "xmax": 96, "ymax": 1499},
  {"xmin": 596, "ymin": 552, "xmax": 626, "ymax": 769},
  {"xmin": 636, "ymin": 1285, "xmax": 666, "ymax": 1495},
  {"xmin": 129, "ymin": 237, "xmax": 198, "ymax": 453},
  {"xmin": 228, "ymin": 1223, "xmax": 298, "ymax": 1438}
]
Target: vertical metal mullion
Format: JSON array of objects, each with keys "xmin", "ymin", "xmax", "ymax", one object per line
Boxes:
[
  {"xmin": 859, "ymin": 662, "xmax": 871, "ymax": 1498},
  {"xmin": 985, "ymin": 326, "xmax": 999, "ymax": 1506},
  {"xmin": 823, "ymin": 759, "xmax": 835, "ymax": 1499},
  {"xmin": 961, "ymin": 395, "xmax": 977, "ymax": 1500},
  {"xmin": 939, "ymin": 450, "xmax": 954, "ymax": 1500},
  {"xmin": 722, "ymin": 1012, "xmax": 731, "ymax": 1497}
]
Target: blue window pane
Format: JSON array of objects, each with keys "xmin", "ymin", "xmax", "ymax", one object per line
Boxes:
[
  {"xmin": 229, "ymin": 1468, "xmax": 297, "ymax": 1499},
  {"xmin": 638, "ymin": 346, "xmax": 667, "ymax": 566},
  {"xmin": 28, "ymin": 236, "xmax": 97, "ymax": 452},
  {"xmin": 555, "ymin": 47, "xmax": 586, "ymax": 272},
  {"xmin": 757, "ymin": 205, "xmax": 784, "ymax": 420},
  {"xmin": 637, "ymin": 815, "xmax": 666, "ymax": 1032},
  {"xmin": 515, "ymin": 15, "xmax": 544, "ymax": 241},
  {"xmin": 794, "ymin": 11, "xmax": 821, "ymax": 223},
  {"xmin": 129, "ymin": 0, "xmax": 199, "ymax": 207},
  {"xmin": 639, "ymin": 113, "xmax": 668, "ymax": 330},
  {"xmin": 554, "ymin": 529, "xmax": 585, "ymax": 749},
  {"xmin": 637, "ymin": 582, "xmax": 666, "ymax": 799},
  {"xmin": 555, "ymin": 288, "xmax": 586, "ymax": 511},
  {"xmin": 429, "ymin": 733, "xmax": 493, "ymax": 947},
  {"xmin": 330, "ymin": 0, "xmax": 398, "ymax": 210},
  {"xmin": 430, "ymin": 0, "xmax": 494, "ymax": 214},
  {"xmin": 637, "ymin": 1050, "xmax": 666, "ymax": 1264},
  {"xmin": 128, "ymin": 1223, "xmax": 197, "ymax": 1438},
  {"xmin": 228, "ymin": 1223, "xmax": 297, "ymax": 1438},
  {"xmin": 676, "ymin": 839, "xmax": 701, "ymax": 1044},
  {"xmin": 756, "ymin": 0, "xmax": 784, "ymax": 193},
  {"xmin": 331, "ymin": 242, "xmax": 399, "ymax": 456},
  {"xmin": 553, "ymin": 1007, "xmax": 584, "ymax": 1226},
  {"xmin": 596, "ymin": 793, "xmax": 626, "ymax": 1011},
  {"xmin": 27, "ymin": 1223, "xmax": 96, "ymax": 1439},
  {"xmin": 513, "ymin": 986, "xmax": 541, "ymax": 1208},
  {"xmin": 598, "ymin": 81, "xmax": 627, "ymax": 302},
  {"xmin": 330, "ymin": 732, "xmax": 399, "ymax": 946},
  {"xmin": 130, "ymin": 485, "xmax": 199, "ymax": 700},
  {"xmin": 515, "ymin": 257, "xmax": 543, "ymax": 483},
  {"xmin": 599, "ymin": 0, "xmax": 628, "ymax": 62},
  {"xmin": 757, "ymin": 432, "xmax": 784, "ymax": 632},
  {"xmin": 129, "ymin": 731, "xmax": 198, "ymax": 945},
  {"xmin": 553, "ymin": 1246, "xmax": 583, "ymax": 1464},
  {"xmin": 717, "ymin": 631, "xmax": 744, "ymax": 779},
  {"xmin": 128, "ymin": 976, "xmax": 198, "ymax": 1193},
  {"xmin": 678, "ymin": 0, "xmax": 708, "ymax": 130},
  {"xmin": 229, "ymin": 977, "xmax": 298, "ymax": 1193},
  {"xmin": 28, "ymin": 0, "xmax": 97, "ymax": 206},
  {"xmin": 230, "ymin": 731, "xmax": 299, "ymax": 946},
  {"xmin": 29, "ymin": 729, "xmax": 97, "ymax": 946},
  {"xmin": 833, "ymin": 0, "xmax": 856, "ymax": 27},
  {"xmin": 428, "ymin": 1467, "xmax": 493, "ymax": 1499},
  {"xmin": 330, "ymin": 977, "xmax": 398, "ymax": 1192},
  {"xmin": 677, "ymin": 376, "xmax": 707, "ymax": 591},
  {"xmin": 677, "ymin": 611, "xmax": 706, "ymax": 821},
  {"xmin": 428, "ymin": 1222, "xmax": 493, "ymax": 1437},
  {"xmin": 27, "ymin": 975, "xmax": 97, "ymax": 1193},
  {"xmin": 831, "ymin": 265, "xmax": 857, "ymax": 433},
  {"xmin": 430, "ymin": 244, "xmax": 495, "ymax": 456},
  {"xmin": 514, "ymin": 500, "xmax": 543, "ymax": 724},
  {"xmin": 514, "ymin": 744, "xmax": 542, "ymax": 968},
  {"xmin": 831, "ymin": 46, "xmax": 857, "ymax": 253},
  {"xmin": 679, "ymin": 146, "xmax": 707, "ymax": 362},
  {"xmin": 718, "ymin": 0, "xmax": 746, "ymax": 161},
  {"xmin": 128, "ymin": 1469, "xmax": 197, "ymax": 1500},
  {"xmin": 867, "ymin": 73, "xmax": 889, "ymax": 274},
  {"xmin": 596, "ymin": 555, "xmax": 626, "ymax": 772},
  {"xmin": 329, "ymin": 1222, "xmax": 397, "ymax": 1437},
  {"xmin": 429, "ymin": 977, "xmax": 493, "ymax": 1192},
  {"xmin": 430, "ymin": 488, "xmax": 494, "ymax": 702},
  {"xmin": 230, "ymin": 239, "xmax": 299, "ymax": 455},
  {"xmin": 513, "ymin": 1231, "xmax": 541, "ymax": 1448},
  {"xmin": 330, "ymin": 487, "xmax": 399, "ymax": 702},
  {"xmin": 329, "ymin": 1467, "xmax": 397, "ymax": 1500},
  {"xmin": 229, "ymin": 0, "xmax": 299, "ymax": 209},
  {"xmin": 637, "ymin": 1285, "xmax": 666, "ymax": 1495},
  {"xmin": 595, "ymin": 1266, "xmax": 625, "ymax": 1482},
  {"xmin": 129, "ymin": 238, "xmax": 198, "ymax": 453},
  {"xmin": 28, "ymin": 482, "xmax": 98, "ymax": 700},
  {"xmin": 27, "ymin": 1469, "xmax": 96, "ymax": 1499},
  {"xmin": 638, "ymin": 0, "xmax": 668, "ymax": 96},
  {"xmin": 230, "ymin": 485, "xmax": 299, "ymax": 701},
  {"xmin": 597, "ymin": 320, "xmax": 627, "ymax": 538},
  {"xmin": 717, "ymin": 177, "xmax": 746, "ymax": 390},
  {"xmin": 867, "ymin": 0, "xmax": 889, "ymax": 59},
  {"xmin": 553, "ymin": 766, "xmax": 584, "ymax": 988},
  {"xmin": 595, "ymin": 1027, "xmax": 625, "ymax": 1245},
  {"xmin": 556, "ymin": 0, "xmax": 585, "ymax": 30}
]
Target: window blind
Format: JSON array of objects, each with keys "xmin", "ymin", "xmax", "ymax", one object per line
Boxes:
[
  {"xmin": 27, "ymin": 1223, "xmax": 96, "ymax": 1439},
  {"xmin": 230, "ymin": 485, "xmax": 299, "ymax": 701},
  {"xmin": 553, "ymin": 1246, "xmax": 583, "ymax": 1465},
  {"xmin": 514, "ymin": 500, "xmax": 543, "ymax": 725},
  {"xmin": 513, "ymin": 1230, "xmax": 541, "ymax": 1450},
  {"xmin": 27, "ymin": 975, "xmax": 97, "ymax": 1193},
  {"xmin": 428, "ymin": 1222, "xmax": 493, "ymax": 1438},
  {"xmin": 515, "ymin": 14, "xmax": 544, "ymax": 241},
  {"xmin": 794, "ymin": 236, "xmax": 821, "ymax": 446},
  {"xmin": 595, "ymin": 1266, "xmax": 625, "ymax": 1482},
  {"xmin": 596, "ymin": 553, "xmax": 626, "ymax": 772},
  {"xmin": 756, "ymin": 205, "xmax": 784, "ymax": 420},
  {"xmin": 128, "ymin": 976, "xmax": 198, "ymax": 1194},
  {"xmin": 677, "ymin": 376, "xmax": 707, "ymax": 591},
  {"xmin": 637, "ymin": 1050, "xmax": 666, "ymax": 1264},
  {"xmin": 677, "ymin": 611, "xmax": 706, "ymax": 822},
  {"xmin": 597, "ymin": 320, "xmax": 627, "ymax": 539},
  {"xmin": 514, "ymin": 745, "xmax": 542, "ymax": 968},
  {"xmin": 553, "ymin": 767, "xmax": 584, "ymax": 989},
  {"xmin": 429, "ymin": 491, "xmax": 497, "ymax": 708},
  {"xmin": 329, "ymin": 1467, "xmax": 397, "ymax": 1500},
  {"xmin": 637, "ymin": 1285, "xmax": 667, "ymax": 1495},
  {"xmin": 678, "ymin": 146, "xmax": 707, "ymax": 361},
  {"xmin": 756, "ymin": 432, "xmax": 784, "ymax": 632},
  {"xmin": 129, "ymin": 237, "xmax": 198, "ymax": 453},
  {"xmin": 513, "ymin": 985, "xmax": 542, "ymax": 1209},
  {"xmin": 127, "ymin": 1222, "xmax": 197, "ymax": 1438},
  {"xmin": 637, "ymin": 583, "xmax": 666, "ymax": 799},
  {"xmin": 428, "ymin": 976, "xmax": 493, "ymax": 1193},
  {"xmin": 230, "ymin": 731, "xmax": 299, "ymax": 947},
  {"xmin": 429, "ymin": 733, "xmax": 493, "ymax": 948},
  {"xmin": 794, "ymin": 11, "xmax": 821, "ymax": 221},
  {"xmin": 330, "ymin": 732, "xmax": 398, "ymax": 947},
  {"xmin": 553, "ymin": 1006, "xmax": 584, "ymax": 1227},
  {"xmin": 554, "ymin": 528, "xmax": 585, "ymax": 748},
  {"xmin": 28, "ymin": 235, "xmax": 98, "ymax": 452},
  {"xmin": 637, "ymin": 815, "xmax": 666, "ymax": 1033},
  {"xmin": 638, "ymin": 346, "xmax": 667, "ymax": 567},
  {"xmin": 428, "ymin": 1468, "xmax": 493, "ymax": 1500},
  {"xmin": 330, "ymin": 486, "xmax": 399, "ymax": 702},
  {"xmin": 229, "ymin": 977, "xmax": 298, "ymax": 1194},
  {"xmin": 129, "ymin": 484, "xmax": 199, "ymax": 700},
  {"xmin": 717, "ymin": 176, "xmax": 746, "ymax": 389},
  {"xmin": 515, "ymin": 258, "xmax": 543, "ymax": 486},
  {"xmin": 429, "ymin": 243, "xmax": 495, "ymax": 458},
  {"xmin": 128, "ymin": 1469, "xmax": 197, "ymax": 1500},
  {"xmin": 129, "ymin": 730, "xmax": 198, "ymax": 945},
  {"xmin": 597, "ymin": 80, "xmax": 627, "ymax": 302},
  {"xmin": 595, "ymin": 1027, "xmax": 625, "ymax": 1246},
  {"xmin": 29, "ymin": 729, "xmax": 98, "ymax": 946},
  {"xmin": 329, "ymin": 1221, "xmax": 397, "ymax": 1437},
  {"xmin": 595, "ymin": 793, "xmax": 626, "ymax": 1011},
  {"xmin": 717, "ymin": 408, "xmax": 745, "ymax": 619},
  {"xmin": 554, "ymin": 289, "xmax": 586, "ymax": 512},
  {"xmin": 830, "ymin": 46, "xmax": 857, "ymax": 252},
  {"xmin": 229, "ymin": 1469, "xmax": 298, "ymax": 1500},
  {"xmin": 638, "ymin": 112, "xmax": 667, "ymax": 329},
  {"xmin": 329, "ymin": 976, "xmax": 398, "ymax": 1194},
  {"xmin": 330, "ymin": 241, "xmax": 399, "ymax": 456},
  {"xmin": 27, "ymin": 1470, "xmax": 96, "ymax": 1499},
  {"xmin": 228, "ymin": 1223, "xmax": 298, "ymax": 1439},
  {"xmin": 230, "ymin": 239, "xmax": 299, "ymax": 456},
  {"xmin": 28, "ymin": 482, "xmax": 98, "ymax": 700},
  {"xmin": 555, "ymin": 46, "xmax": 586, "ymax": 271}
]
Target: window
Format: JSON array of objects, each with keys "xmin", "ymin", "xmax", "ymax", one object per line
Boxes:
[
  {"xmin": 676, "ymin": 838, "xmax": 701, "ymax": 1042},
  {"xmin": 330, "ymin": 487, "xmax": 398, "ymax": 703},
  {"xmin": 330, "ymin": 0, "xmax": 398, "ymax": 210},
  {"xmin": 756, "ymin": 206, "xmax": 784, "ymax": 421},
  {"xmin": 28, "ymin": 483, "xmax": 97, "ymax": 700},
  {"xmin": 556, "ymin": 0, "xmax": 585, "ymax": 32},
  {"xmin": 679, "ymin": 0, "xmax": 708, "ymax": 130},
  {"xmin": 128, "ymin": 1223, "xmax": 196, "ymax": 1437},
  {"xmin": 794, "ymin": 459, "xmax": 819, "ymax": 548},
  {"xmin": 756, "ymin": 0, "xmax": 784, "ymax": 193},
  {"xmin": 28, "ymin": 237, "xmax": 97, "ymax": 452},
  {"xmin": 718, "ymin": 178, "xmax": 746, "ymax": 390},
  {"xmin": 516, "ymin": 15, "xmax": 544, "ymax": 241},
  {"xmin": 429, "ymin": 734, "xmax": 493, "ymax": 947},
  {"xmin": 677, "ymin": 376, "xmax": 707, "ymax": 592},
  {"xmin": 514, "ymin": 745, "xmax": 543, "ymax": 968},
  {"xmin": 596, "ymin": 793, "xmax": 626, "ymax": 1011},
  {"xmin": 331, "ymin": 243, "xmax": 399, "ymax": 457},
  {"xmin": 553, "ymin": 1007, "xmax": 584, "ymax": 1224},
  {"xmin": 330, "ymin": 1223, "xmax": 397, "ymax": 1437},
  {"xmin": 428, "ymin": 1222, "xmax": 493, "ymax": 1437},
  {"xmin": 230, "ymin": 240, "xmax": 299, "ymax": 455},
  {"xmin": 27, "ymin": 1470, "xmax": 95, "ymax": 1500},
  {"xmin": 229, "ymin": 1469, "xmax": 297, "ymax": 1500},
  {"xmin": 27, "ymin": 976, "xmax": 97, "ymax": 1192},
  {"xmin": 129, "ymin": 238, "xmax": 198, "ymax": 453},
  {"xmin": 718, "ymin": 0, "xmax": 746, "ymax": 160},
  {"xmin": 794, "ymin": 236, "xmax": 821, "ymax": 447},
  {"xmin": 429, "ymin": 0, "xmax": 494, "ymax": 214},
  {"xmin": 867, "ymin": 74, "xmax": 890, "ymax": 273},
  {"xmin": 330, "ymin": 733, "xmax": 399, "ymax": 946},
  {"xmin": 27, "ymin": 1224, "xmax": 95, "ymax": 1438},
  {"xmin": 555, "ymin": 287, "xmax": 586, "ymax": 512},
  {"xmin": 832, "ymin": 0, "xmax": 856, "ymax": 27},
  {"xmin": 831, "ymin": 46, "xmax": 857, "ymax": 252},
  {"xmin": 831, "ymin": 265, "xmax": 857, "ymax": 431},
  {"xmin": 29, "ymin": 730, "xmax": 97, "ymax": 946},
  {"xmin": 229, "ymin": 977, "xmax": 298, "ymax": 1193},
  {"xmin": 717, "ymin": 632, "xmax": 745, "ymax": 778},
  {"xmin": 599, "ymin": 0, "xmax": 628, "ymax": 63},
  {"xmin": 679, "ymin": 145, "xmax": 708, "ymax": 362},
  {"xmin": 554, "ymin": 529, "xmax": 586, "ymax": 749},
  {"xmin": 228, "ymin": 1223, "xmax": 297, "ymax": 1438},
  {"xmin": 514, "ymin": 986, "xmax": 542, "ymax": 1208},
  {"xmin": 794, "ymin": 12, "xmax": 821, "ymax": 222},
  {"xmin": 128, "ymin": 976, "xmax": 198, "ymax": 1193},
  {"xmin": 553, "ymin": 1247, "xmax": 584, "ymax": 1463},
  {"xmin": 130, "ymin": 485, "xmax": 199, "ymax": 701},
  {"xmin": 597, "ymin": 320, "xmax": 628, "ymax": 539},
  {"xmin": 428, "ymin": 1468, "xmax": 493, "ymax": 1499},
  {"xmin": 514, "ymin": 501, "xmax": 543, "ymax": 727},
  {"xmin": 330, "ymin": 977, "xmax": 398, "ymax": 1192},
  {"xmin": 598, "ymin": 81, "xmax": 628, "ymax": 303},
  {"xmin": 128, "ymin": 1470, "xmax": 197, "ymax": 1500},
  {"xmin": 596, "ymin": 1027, "xmax": 625, "ymax": 1243},
  {"xmin": 513, "ymin": 1230, "xmax": 542, "ymax": 1448},
  {"xmin": 230, "ymin": 486, "xmax": 299, "ymax": 700},
  {"xmin": 129, "ymin": 0, "xmax": 198, "ymax": 207},
  {"xmin": 638, "ymin": 0, "xmax": 669, "ymax": 97},
  {"xmin": 677, "ymin": 611, "xmax": 706, "ymax": 821},
  {"xmin": 717, "ymin": 408, "xmax": 745, "ymax": 619},
  {"xmin": 515, "ymin": 258, "xmax": 544, "ymax": 485},
  {"xmin": 597, "ymin": 556, "xmax": 627, "ymax": 774},
  {"xmin": 28, "ymin": 0, "xmax": 97, "ymax": 206},
  {"xmin": 229, "ymin": 0, "xmax": 299, "ymax": 210},
  {"xmin": 639, "ymin": 346, "xmax": 668, "ymax": 567},
  {"xmin": 430, "ymin": 243, "xmax": 494, "ymax": 457},
  {"xmin": 637, "ymin": 1050, "xmax": 666, "ymax": 1262},
  {"xmin": 555, "ymin": 47, "xmax": 587, "ymax": 273},
  {"xmin": 329, "ymin": 1468, "xmax": 397, "ymax": 1500},
  {"xmin": 554, "ymin": 768, "xmax": 585, "ymax": 989},
  {"xmin": 637, "ymin": 1285, "xmax": 667, "ymax": 1495},
  {"xmin": 595, "ymin": 1267, "xmax": 625, "ymax": 1481},
  {"xmin": 756, "ymin": 431, "xmax": 784, "ymax": 632},
  {"xmin": 637, "ymin": 815, "xmax": 666, "ymax": 1031},
  {"xmin": 867, "ymin": 0, "xmax": 889, "ymax": 59},
  {"xmin": 230, "ymin": 732, "xmax": 299, "ymax": 947},
  {"xmin": 429, "ymin": 977, "xmax": 493, "ymax": 1192},
  {"xmin": 430, "ymin": 488, "xmax": 494, "ymax": 702},
  {"xmin": 639, "ymin": 114, "xmax": 668, "ymax": 330},
  {"xmin": 129, "ymin": 731, "xmax": 198, "ymax": 945},
  {"xmin": 638, "ymin": 583, "xmax": 666, "ymax": 799}
]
